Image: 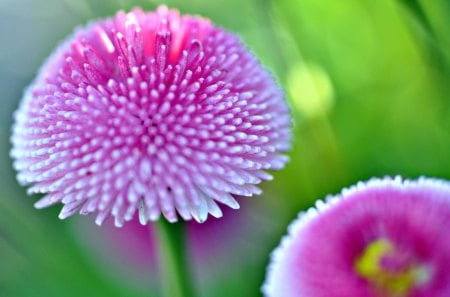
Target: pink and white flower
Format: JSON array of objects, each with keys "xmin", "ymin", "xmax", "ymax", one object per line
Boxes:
[
  {"xmin": 263, "ymin": 177, "xmax": 450, "ymax": 297},
  {"xmin": 10, "ymin": 6, "xmax": 291, "ymax": 226}
]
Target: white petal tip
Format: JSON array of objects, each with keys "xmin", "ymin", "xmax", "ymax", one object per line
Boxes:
[
  {"xmin": 58, "ymin": 212, "xmax": 69, "ymax": 220},
  {"xmin": 165, "ymin": 216, "xmax": 178, "ymax": 223}
]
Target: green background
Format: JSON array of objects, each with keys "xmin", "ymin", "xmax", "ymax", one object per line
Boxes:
[{"xmin": 0, "ymin": 0, "xmax": 449, "ymax": 296}]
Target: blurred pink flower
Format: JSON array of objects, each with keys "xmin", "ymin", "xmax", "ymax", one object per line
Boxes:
[
  {"xmin": 263, "ymin": 177, "xmax": 450, "ymax": 297},
  {"xmin": 11, "ymin": 6, "xmax": 291, "ymax": 226}
]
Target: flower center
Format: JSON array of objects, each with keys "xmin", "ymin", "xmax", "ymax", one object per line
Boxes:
[{"xmin": 355, "ymin": 239, "xmax": 430, "ymax": 296}]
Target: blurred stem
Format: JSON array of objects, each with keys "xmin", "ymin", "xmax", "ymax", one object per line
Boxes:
[
  {"xmin": 416, "ymin": 0, "xmax": 450, "ymax": 65},
  {"xmin": 253, "ymin": 0, "xmax": 289, "ymax": 76},
  {"xmin": 154, "ymin": 220, "xmax": 194, "ymax": 297}
]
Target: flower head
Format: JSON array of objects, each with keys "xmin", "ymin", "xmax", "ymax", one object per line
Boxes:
[
  {"xmin": 11, "ymin": 6, "xmax": 291, "ymax": 226},
  {"xmin": 262, "ymin": 177, "xmax": 450, "ymax": 297}
]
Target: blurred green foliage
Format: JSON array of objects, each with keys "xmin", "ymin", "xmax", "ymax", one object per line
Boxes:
[{"xmin": 0, "ymin": 0, "xmax": 449, "ymax": 296}]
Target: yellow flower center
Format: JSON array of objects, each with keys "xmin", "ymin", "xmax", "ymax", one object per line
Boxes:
[{"xmin": 355, "ymin": 239, "xmax": 430, "ymax": 296}]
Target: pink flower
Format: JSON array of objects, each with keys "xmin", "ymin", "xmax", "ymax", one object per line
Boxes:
[
  {"xmin": 262, "ymin": 177, "xmax": 450, "ymax": 297},
  {"xmin": 10, "ymin": 6, "xmax": 291, "ymax": 227}
]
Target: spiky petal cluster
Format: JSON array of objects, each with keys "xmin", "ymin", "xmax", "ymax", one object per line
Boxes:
[
  {"xmin": 10, "ymin": 6, "xmax": 291, "ymax": 227},
  {"xmin": 263, "ymin": 177, "xmax": 450, "ymax": 297}
]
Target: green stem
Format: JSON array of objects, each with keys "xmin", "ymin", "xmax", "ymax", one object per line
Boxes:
[
  {"xmin": 154, "ymin": 219, "xmax": 195, "ymax": 297},
  {"xmin": 416, "ymin": 0, "xmax": 450, "ymax": 66}
]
